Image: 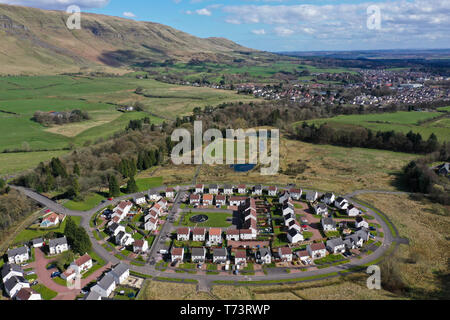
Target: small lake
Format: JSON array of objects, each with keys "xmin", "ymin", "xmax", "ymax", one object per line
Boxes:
[{"xmin": 230, "ymin": 164, "xmax": 256, "ymax": 172}]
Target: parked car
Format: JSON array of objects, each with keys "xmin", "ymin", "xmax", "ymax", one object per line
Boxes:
[{"xmin": 51, "ymin": 271, "xmax": 61, "ymax": 278}]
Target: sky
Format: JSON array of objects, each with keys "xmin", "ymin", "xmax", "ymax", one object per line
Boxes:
[{"xmin": 1, "ymin": 0, "xmax": 450, "ymax": 52}]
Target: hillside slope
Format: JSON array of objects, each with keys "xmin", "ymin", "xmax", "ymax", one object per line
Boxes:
[{"xmin": 0, "ymin": 4, "xmax": 260, "ymax": 75}]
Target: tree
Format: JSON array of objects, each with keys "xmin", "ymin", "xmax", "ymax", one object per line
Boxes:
[
  {"xmin": 73, "ymin": 163, "xmax": 81, "ymax": 176},
  {"xmin": 67, "ymin": 176, "xmax": 80, "ymax": 200},
  {"xmin": 56, "ymin": 250, "xmax": 75, "ymax": 271},
  {"xmin": 0, "ymin": 178, "xmax": 5, "ymax": 190},
  {"xmin": 126, "ymin": 176, "xmax": 138, "ymax": 194},
  {"xmin": 108, "ymin": 175, "xmax": 120, "ymax": 197},
  {"xmin": 64, "ymin": 217, "xmax": 91, "ymax": 255}
]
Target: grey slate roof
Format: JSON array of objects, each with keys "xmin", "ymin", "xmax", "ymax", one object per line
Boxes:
[
  {"xmin": 213, "ymin": 248, "xmax": 227, "ymax": 257},
  {"xmin": 288, "ymin": 228, "xmax": 300, "ymax": 237},
  {"xmin": 133, "ymin": 193, "xmax": 146, "ymax": 201},
  {"xmin": 7, "ymin": 246, "xmax": 28, "ymax": 258},
  {"xmin": 322, "ymin": 217, "xmax": 336, "ymax": 227},
  {"xmin": 191, "ymin": 247, "xmax": 206, "ymax": 257},
  {"xmin": 1, "ymin": 263, "xmax": 23, "ymax": 279},
  {"xmin": 4, "ymin": 276, "xmax": 27, "ymax": 292},
  {"xmin": 110, "ymin": 263, "xmax": 129, "ymax": 278},
  {"xmin": 326, "ymin": 238, "xmax": 345, "ymax": 248},
  {"xmin": 48, "ymin": 237, "xmax": 67, "ymax": 248},
  {"xmin": 96, "ymin": 274, "xmax": 115, "ymax": 290},
  {"xmin": 85, "ymin": 290, "xmax": 102, "ymax": 300},
  {"xmin": 258, "ymin": 248, "xmax": 271, "ymax": 257},
  {"xmin": 32, "ymin": 238, "xmax": 44, "ymax": 245}
]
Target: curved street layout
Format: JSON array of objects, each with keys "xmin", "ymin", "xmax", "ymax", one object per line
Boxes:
[{"xmin": 11, "ymin": 184, "xmax": 408, "ymax": 287}]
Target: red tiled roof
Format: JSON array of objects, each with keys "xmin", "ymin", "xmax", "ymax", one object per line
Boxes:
[
  {"xmin": 74, "ymin": 254, "xmax": 91, "ymax": 267},
  {"xmin": 177, "ymin": 227, "xmax": 190, "ymax": 235},
  {"xmin": 310, "ymin": 242, "xmax": 326, "ymax": 251},
  {"xmin": 192, "ymin": 228, "xmax": 206, "ymax": 235},
  {"xmin": 172, "ymin": 247, "xmax": 184, "ymax": 256},
  {"xmin": 16, "ymin": 288, "xmax": 38, "ymax": 300},
  {"xmin": 279, "ymin": 247, "xmax": 292, "ymax": 255},
  {"xmin": 203, "ymin": 194, "xmax": 214, "ymax": 201},
  {"xmin": 209, "ymin": 228, "xmax": 222, "ymax": 236},
  {"xmin": 227, "ymin": 229, "xmax": 240, "ymax": 235},
  {"xmin": 134, "ymin": 240, "xmax": 145, "ymax": 247},
  {"xmin": 235, "ymin": 250, "xmax": 246, "ymax": 258}
]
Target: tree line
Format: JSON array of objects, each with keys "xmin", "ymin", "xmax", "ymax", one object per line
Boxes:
[{"xmin": 32, "ymin": 109, "xmax": 90, "ymax": 126}]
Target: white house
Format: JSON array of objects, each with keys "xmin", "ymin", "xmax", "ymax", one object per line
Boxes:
[
  {"xmin": 240, "ymin": 229, "xmax": 256, "ymax": 240},
  {"xmin": 282, "ymin": 202, "xmax": 295, "ymax": 216},
  {"xmin": 314, "ymin": 203, "xmax": 328, "ymax": 216},
  {"xmin": 190, "ymin": 194, "xmax": 201, "ymax": 206},
  {"xmin": 322, "ymin": 217, "xmax": 337, "ymax": 231},
  {"xmin": 209, "ymin": 184, "xmax": 219, "ymax": 195},
  {"xmin": 1, "ymin": 263, "xmax": 24, "ymax": 283},
  {"xmin": 108, "ymin": 223, "xmax": 126, "ymax": 237},
  {"xmin": 215, "ymin": 195, "xmax": 226, "ymax": 206},
  {"xmin": 4, "ymin": 276, "xmax": 30, "ymax": 298},
  {"xmin": 213, "ymin": 248, "xmax": 228, "ymax": 264},
  {"xmin": 171, "ymin": 247, "xmax": 184, "ymax": 263},
  {"xmin": 344, "ymin": 234, "xmax": 364, "ymax": 249},
  {"xmin": 133, "ymin": 193, "xmax": 147, "ymax": 205},
  {"xmin": 144, "ymin": 217, "xmax": 158, "ymax": 231},
  {"xmin": 287, "ymin": 229, "xmax": 304, "ymax": 244},
  {"xmin": 347, "ymin": 204, "xmax": 361, "ymax": 217},
  {"xmin": 326, "ymin": 238, "xmax": 346, "ymax": 254},
  {"xmin": 223, "ymin": 185, "xmax": 233, "ymax": 195},
  {"xmin": 192, "ymin": 228, "xmax": 206, "ymax": 242},
  {"xmin": 237, "ymin": 184, "xmax": 247, "ymax": 194},
  {"xmin": 108, "ymin": 263, "xmax": 130, "ymax": 285},
  {"xmin": 288, "ymin": 220, "xmax": 302, "ymax": 233},
  {"xmin": 321, "ymin": 193, "xmax": 336, "ymax": 205},
  {"xmin": 115, "ymin": 232, "xmax": 134, "ymax": 247},
  {"xmin": 15, "ymin": 288, "xmax": 42, "ymax": 301},
  {"xmin": 279, "ymin": 191, "xmax": 290, "ymax": 204},
  {"xmin": 334, "ymin": 197, "xmax": 349, "ymax": 210},
  {"xmin": 92, "ymin": 275, "xmax": 116, "ymax": 298},
  {"xmin": 234, "ymin": 250, "xmax": 247, "ymax": 265},
  {"xmin": 70, "ymin": 254, "xmax": 93, "ymax": 274},
  {"xmin": 268, "ymin": 186, "xmax": 278, "ymax": 197},
  {"xmin": 177, "ymin": 227, "xmax": 190, "ymax": 241},
  {"xmin": 31, "ymin": 238, "xmax": 44, "ymax": 248},
  {"xmin": 191, "ymin": 247, "xmax": 206, "ymax": 263},
  {"xmin": 255, "ymin": 248, "xmax": 272, "ymax": 264},
  {"xmin": 209, "ymin": 228, "xmax": 222, "ymax": 244},
  {"xmin": 226, "ymin": 229, "xmax": 240, "ymax": 241},
  {"xmin": 112, "ymin": 201, "xmax": 133, "ymax": 222},
  {"xmin": 195, "ymin": 184, "xmax": 204, "ymax": 194},
  {"xmin": 48, "ymin": 237, "xmax": 69, "ymax": 255},
  {"xmin": 202, "ymin": 194, "xmax": 214, "ymax": 206},
  {"xmin": 306, "ymin": 191, "xmax": 318, "ymax": 202},
  {"xmin": 278, "ymin": 247, "xmax": 293, "ymax": 262},
  {"xmin": 296, "ymin": 250, "xmax": 311, "ymax": 264},
  {"xmin": 252, "ymin": 185, "xmax": 262, "ymax": 196},
  {"xmin": 133, "ymin": 239, "xmax": 149, "ymax": 253},
  {"xmin": 289, "ymin": 188, "xmax": 302, "ymax": 201},
  {"xmin": 165, "ymin": 187, "xmax": 175, "ymax": 198},
  {"xmin": 355, "ymin": 216, "xmax": 369, "ymax": 229},
  {"xmin": 148, "ymin": 191, "xmax": 161, "ymax": 202},
  {"xmin": 229, "ymin": 196, "xmax": 246, "ymax": 207},
  {"xmin": 307, "ymin": 243, "xmax": 327, "ymax": 259},
  {"xmin": 7, "ymin": 246, "xmax": 29, "ymax": 264}
]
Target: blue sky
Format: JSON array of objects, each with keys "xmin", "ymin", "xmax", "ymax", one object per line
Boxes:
[{"xmin": 2, "ymin": 0, "xmax": 450, "ymax": 52}]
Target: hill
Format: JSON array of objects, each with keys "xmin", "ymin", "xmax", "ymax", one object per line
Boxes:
[{"xmin": 0, "ymin": 4, "xmax": 265, "ymax": 75}]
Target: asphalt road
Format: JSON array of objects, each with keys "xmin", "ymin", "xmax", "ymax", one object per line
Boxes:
[{"xmin": 10, "ymin": 184, "xmax": 405, "ymax": 284}]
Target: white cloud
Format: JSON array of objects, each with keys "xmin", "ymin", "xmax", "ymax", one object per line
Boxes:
[
  {"xmin": 123, "ymin": 11, "xmax": 136, "ymax": 18},
  {"xmin": 0, "ymin": 0, "xmax": 110, "ymax": 9},
  {"xmin": 196, "ymin": 8, "xmax": 211, "ymax": 16},
  {"xmin": 251, "ymin": 29, "xmax": 266, "ymax": 35},
  {"xmin": 274, "ymin": 26, "xmax": 294, "ymax": 36}
]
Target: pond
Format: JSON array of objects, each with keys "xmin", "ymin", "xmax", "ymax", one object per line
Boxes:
[
  {"xmin": 189, "ymin": 214, "xmax": 209, "ymax": 223},
  {"xmin": 230, "ymin": 164, "xmax": 256, "ymax": 172}
]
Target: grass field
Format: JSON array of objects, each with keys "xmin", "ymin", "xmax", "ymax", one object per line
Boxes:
[
  {"xmin": 64, "ymin": 193, "xmax": 105, "ymax": 211},
  {"xmin": 301, "ymin": 111, "xmax": 450, "ymax": 141},
  {"xmin": 0, "ymin": 150, "xmax": 69, "ymax": 175},
  {"xmin": 135, "ymin": 177, "xmax": 164, "ymax": 192},
  {"xmin": 13, "ymin": 216, "xmax": 82, "ymax": 245},
  {"xmin": 0, "ymin": 75, "xmax": 258, "ymax": 176},
  {"xmin": 33, "ymin": 284, "xmax": 58, "ymax": 300},
  {"xmin": 180, "ymin": 212, "xmax": 232, "ymax": 228}
]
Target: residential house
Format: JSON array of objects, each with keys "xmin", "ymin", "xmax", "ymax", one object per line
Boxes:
[
  {"xmin": 144, "ymin": 217, "xmax": 158, "ymax": 231},
  {"xmin": 321, "ymin": 193, "xmax": 336, "ymax": 205},
  {"xmin": 284, "ymin": 213, "xmax": 295, "ymax": 227},
  {"xmin": 278, "ymin": 247, "xmax": 293, "ymax": 262},
  {"xmin": 190, "ymin": 194, "xmax": 201, "ymax": 206},
  {"xmin": 347, "ymin": 204, "xmax": 361, "ymax": 217},
  {"xmin": 279, "ymin": 191, "xmax": 290, "ymax": 204},
  {"xmin": 31, "ymin": 238, "xmax": 44, "ymax": 248},
  {"xmin": 356, "ymin": 229, "xmax": 370, "ymax": 242},
  {"xmin": 226, "ymin": 229, "xmax": 240, "ymax": 241},
  {"xmin": 209, "ymin": 184, "xmax": 219, "ymax": 195},
  {"xmin": 202, "ymin": 194, "xmax": 214, "ymax": 206},
  {"xmin": 157, "ymin": 199, "xmax": 168, "ymax": 210},
  {"xmin": 191, "ymin": 247, "xmax": 206, "ymax": 263},
  {"xmin": 307, "ymin": 243, "xmax": 327, "ymax": 259},
  {"xmin": 133, "ymin": 239, "xmax": 149, "ymax": 254},
  {"xmin": 282, "ymin": 202, "xmax": 295, "ymax": 216},
  {"xmin": 7, "ymin": 246, "xmax": 29, "ymax": 264},
  {"xmin": 209, "ymin": 228, "xmax": 222, "ymax": 244},
  {"xmin": 335, "ymin": 197, "xmax": 349, "ymax": 210},
  {"xmin": 4, "ymin": 276, "xmax": 30, "ymax": 298},
  {"xmin": 213, "ymin": 248, "xmax": 228, "ymax": 264},
  {"xmin": 229, "ymin": 196, "xmax": 246, "ymax": 207},
  {"xmin": 288, "ymin": 220, "xmax": 302, "ymax": 233},
  {"xmin": 237, "ymin": 184, "xmax": 247, "ymax": 194},
  {"xmin": 70, "ymin": 254, "xmax": 93, "ymax": 274},
  {"xmin": 112, "ymin": 201, "xmax": 133, "ymax": 222},
  {"xmin": 91, "ymin": 275, "xmax": 116, "ymax": 298},
  {"xmin": 326, "ymin": 238, "xmax": 346, "ymax": 254},
  {"xmin": 108, "ymin": 222, "xmax": 126, "ymax": 237},
  {"xmin": 287, "ymin": 229, "xmax": 304, "ymax": 244},
  {"xmin": 1, "ymin": 263, "xmax": 23, "ymax": 283},
  {"xmin": 253, "ymin": 185, "xmax": 262, "ymax": 195},
  {"xmin": 355, "ymin": 216, "xmax": 369, "ymax": 229},
  {"xmin": 40, "ymin": 212, "xmax": 62, "ymax": 228},
  {"xmin": 115, "ymin": 232, "xmax": 134, "ymax": 247},
  {"xmin": 192, "ymin": 228, "xmax": 206, "ymax": 242},
  {"xmin": 108, "ymin": 263, "xmax": 130, "ymax": 285},
  {"xmin": 240, "ymin": 229, "xmax": 256, "ymax": 240},
  {"xmin": 296, "ymin": 250, "xmax": 311, "ymax": 264},
  {"xmin": 133, "ymin": 193, "xmax": 147, "ymax": 205},
  {"xmin": 344, "ymin": 233, "xmax": 364, "ymax": 249},
  {"xmin": 165, "ymin": 187, "xmax": 175, "ymax": 199},
  {"xmin": 171, "ymin": 247, "xmax": 184, "ymax": 263},
  {"xmin": 84, "ymin": 291, "xmax": 102, "ymax": 301},
  {"xmin": 223, "ymin": 184, "xmax": 233, "ymax": 195},
  {"xmin": 177, "ymin": 227, "xmax": 190, "ymax": 241},
  {"xmin": 289, "ymin": 188, "xmax": 302, "ymax": 201},
  {"xmin": 314, "ymin": 203, "xmax": 328, "ymax": 216},
  {"xmin": 215, "ymin": 195, "xmax": 226, "ymax": 206},
  {"xmin": 255, "ymin": 248, "xmax": 272, "ymax": 264},
  {"xmin": 15, "ymin": 288, "xmax": 42, "ymax": 301},
  {"xmin": 48, "ymin": 237, "xmax": 69, "ymax": 255},
  {"xmin": 322, "ymin": 217, "xmax": 337, "ymax": 231},
  {"xmin": 268, "ymin": 186, "xmax": 278, "ymax": 197},
  {"xmin": 306, "ymin": 191, "xmax": 318, "ymax": 202},
  {"xmin": 147, "ymin": 191, "xmax": 161, "ymax": 202},
  {"xmin": 195, "ymin": 184, "xmax": 204, "ymax": 194},
  {"xmin": 234, "ymin": 250, "xmax": 247, "ymax": 265}
]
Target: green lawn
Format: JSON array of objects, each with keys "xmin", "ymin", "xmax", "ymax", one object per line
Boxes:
[
  {"xmin": 33, "ymin": 284, "xmax": 58, "ymax": 300},
  {"xmin": 179, "ymin": 212, "xmax": 232, "ymax": 227},
  {"xmin": 135, "ymin": 177, "xmax": 164, "ymax": 192},
  {"xmin": 13, "ymin": 216, "xmax": 82, "ymax": 244},
  {"xmin": 64, "ymin": 193, "xmax": 105, "ymax": 211}
]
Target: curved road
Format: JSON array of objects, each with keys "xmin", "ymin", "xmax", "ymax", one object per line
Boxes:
[{"xmin": 11, "ymin": 184, "xmax": 406, "ymax": 285}]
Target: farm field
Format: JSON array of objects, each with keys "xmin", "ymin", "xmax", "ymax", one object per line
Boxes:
[
  {"xmin": 302, "ymin": 111, "xmax": 450, "ymax": 142},
  {"xmin": 0, "ymin": 75, "xmax": 258, "ymax": 176}
]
